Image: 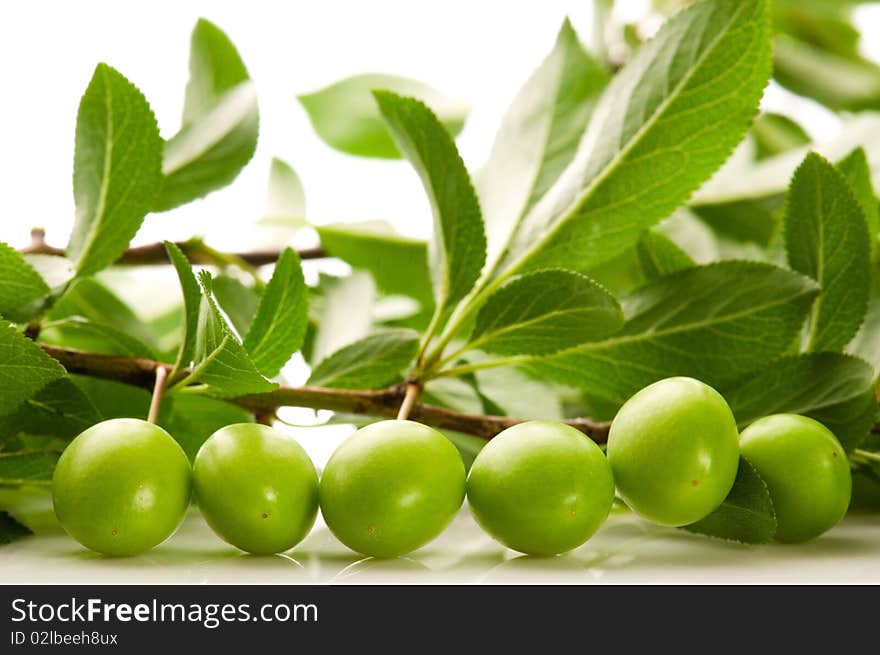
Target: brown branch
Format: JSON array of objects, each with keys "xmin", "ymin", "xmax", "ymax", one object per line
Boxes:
[
  {"xmin": 38, "ymin": 344, "xmax": 610, "ymax": 442},
  {"xmin": 21, "ymin": 230, "xmax": 325, "ymax": 266}
]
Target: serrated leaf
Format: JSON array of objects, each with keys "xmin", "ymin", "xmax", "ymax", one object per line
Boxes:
[
  {"xmin": 242, "ymin": 248, "xmax": 307, "ymax": 377},
  {"xmin": 784, "ymin": 152, "xmax": 870, "ymax": 352},
  {"xmin": 158, "ymin": 395, "xmax": 252, "ymax": 461},
  {"xmin": 67, "ymin": 64, "xmax": 163, "ymax": 276},
  {"xmin": 694, "ymin": 113, "xmax": 880, "ymax": 207},
  {"xmin": 0, "ymin": 449, "xmax": 60, "ymax": 485},
  {"xmin": 165, "ymin": 241, "xmax": 202, "ymax": 376},
  {"xmin": 0, "ymin": 324, "xmax": 67, "ymax": 418},
  {"xmin": 722, "ymin": 352, "xmax": 876, "ymax": 452},
  {"xmin": 837, "ymin": 147, "xmax": 880, "ymax": 258},
  {"xmin": 212, "ymin": 275, "xmax": 260, "ymax": 337},
  {"xmin": 299, "ymin": 74, "xmax": 468, "ymax": 159},
  {"xmin": 0, "ymin": 378, "xmax": 100, "ymax": 443},
  {"xmin": 468, "ymin": 269, "xmax": 622, "ymax": 356},
  {"xmin": 183, "ymin": 271, "xmax": 276, "ymax": 397},
  {"xmin": 0, "ymin": 511, "xmax": 31, "ymax": 545},
  {"xmin": 309, "ymin": 272, "xmax": 376, "ymax": 365},
  {"xmin": 40, "ymin": 318, "xmax": 155, "ymax": 360},
  {"xmin": 316, "ymin": 221, "xmax": 432, "ymax": 305},
  {"xmin": 485, "ymin": 0, "xmax": 771, "ymax": 281},
  {"xmin": 774, "ymin": 33, "xmax": 880, "ymax": 112},
  {"xmin": 49, "ymin": 277, "xmax": 158, "ymax": 350},
  {"xmin": 260, "ymin": 158, "xmax": 306, "ymax": 227},
  {"xmin": 683, "ymin": 458, "xmax": 776, "ymax": 544},
  {"xmin": 0, "ymin": 243, "xmax": 50, "ymax": 321},
  {"xmin": 847, "ymin": 262, "xmax": 880, "ymax": 382},
  {"xmin": 154, "ymin": 19, "xmax": 258, "ymax": 211},
  {"xmin": 527, "ymin": 262, "xmax": 818, "ymax": 409},
  {"xmin": 636, "ymin": 231, "xmax": 695, "ymax": 281},
  {"xmin": 374, "ymin": 91, "xmax": 486, "ymax": 309},
  {"xmin": 307, "ymin": 329, "xmax": 418, "ymax": 389},
  {"xmin": 480, "ymin": 19, "xmax": 609, "ymax": 265},
  {"xmin": 751, "ymin": 113, "xmax": 810, "ymax": 160}
]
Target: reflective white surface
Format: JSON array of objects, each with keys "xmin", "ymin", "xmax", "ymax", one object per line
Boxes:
[{"xmin": 2, "ymin": 492, "xmax": 879, "ymax": 585}]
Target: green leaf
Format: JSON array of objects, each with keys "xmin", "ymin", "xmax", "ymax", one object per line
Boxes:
[
  {"xmin": 0, "ymin": 324, "xmax": 67, "ymax": 418},
  {"xmin": 480, "ymin": 19, "xmax": 609, "ymax": 265},
  {"xmin": 309, "ymin": 272, "xmax": 376, "ymax": 365},
  {"xmin": 72, "ymin": 376, "xmax": 150, "ymax": 421},
  {"xmin": 212, "ymin": 275, "xmax": 260, "ymax": 337},
  {"xmin": 316, "ymin": 221, "xmax": 432, "ymax": 305},
  {"xmin": 690, "ymin": 195, "xmax": 783, "ymax": 246},
  {"xmin": 784, "ymin": 152, "xmax": 870, "ymax": 352},
  {"xmin": 472, "ymin": 363, "xmax": 564, "ymax": 421},
  {"xmin": 67, "ymin": 64, "xmax": 163, "ymax": 276},
  {"xmin": 183, "ymin": 271, "xmax": 277, "ymax": 397},
  {"xmin": 154, "ymin": 19, "xmax": 258, "ymax": 211},
  {"xmin": 722, "ymin": 352, "xmax": 877, "ymax": 452},
  {"xmin": 774, "ymin": 33, "xmax": 880, "ymax": 111},
  {"xmin": 751, "ymin": 112, "xmax": 810, "ymax": 160},
  {"xmin": 0, "ymin": 378, "xmax": 100, "ymax": 443},
  {"xmin": 307, "ymin": 329, "xmax": 418, "ymax": 389},
  {"xmin": 373, "ymin": 91, "xmax": 486, "ymax": 308},
  {"xmin": 260, "ymin": 158, "xmax": 306, "ymax": 227},
  {"xmin": 242, "ymin": 248, "xmax": 308, "ymax": 377},
  {"xmin": 837, "ymin": 147, "xmax": 880, "ymax": 258},
  {"xmin": 299, "ymin": 74, "xmax": 468, "ymax": 159},
  {"xmin": 165, "ymin": 242, "xmax": 202, "ymax": 376},
  {"xmin": 847, "ymin": 262, "xmax": 880, "ymax": 382},
  {"xmin": 49, "ymin": 277, "xmax": 158, "ymax": 350},
  {"xmin": 0, "ymin": 244, "xmax": 50, "ymax": 321},
  {"xmin": 486, "ymin": 0, "xmax": 771, "ymax": 280},
  {"xmin": 40, "ymin": 318, "xmax": 156, "ymax": 360},
  {"xmin": 683, "ymin": 458, "xmax": 776, "ymax": 544},
  {"xmin": 527, "ymin": 262, "xmax": 818, "ymax": 409},
  {"xmin": 0, "ymin": 449, "xmax": 60, "ymax": 485},
  {"xmin": 468, "ymin": 269, "xmax": 622, "ymax": 357},
  {"xmin": 636, "ymin": 231, "xmax": 695, "ymax": 281},
  {"xmin": 158, "ymin": 395, "xmax": 252, "ymax": 461},
  {"xmin": 0, "ymin": 511, "xmax": 31, "ymax": 545},
  {"xmin": 694, "ymin": 114, "xmax": 880, "ymax": 207}
]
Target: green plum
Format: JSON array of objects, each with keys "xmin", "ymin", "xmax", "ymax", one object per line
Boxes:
[
  {"xmin": 739, "ymin": 414, "xmax": 851, "ymax": 543},
  {"xmin": 319, "ymin": 420, "xmax": 465, "ymax": 558},
  {"xmin": 193, "ymin": 423, "xmax": 319, "ymax": 555},
  {"xmin": 52, "ymin": 418, "xmax": 191, "ymax": 556},
  {"xmin": 607, "ymin": 377, "xmax": 740, "ymax": 526},
  {"xmin": 467, "ymin": 421, "xmax": 615, "ymax": 556}
]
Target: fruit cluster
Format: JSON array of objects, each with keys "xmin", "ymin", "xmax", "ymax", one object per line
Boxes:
[{"xmin": 51, "ymin": 377, "xmax": 852, "ymax": 557}]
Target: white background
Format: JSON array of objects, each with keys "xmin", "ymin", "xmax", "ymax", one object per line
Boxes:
[{"xmin": 1, "ymin": 0, "xmax": 878, "ymax": 254}]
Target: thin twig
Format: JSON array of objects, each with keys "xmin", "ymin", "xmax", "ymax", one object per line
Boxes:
[
  {"xmin": 396, "ymin": 381, "xmax": 422, "ymax": 420},
  {"xmin": 147, "ymin": 366, "xmax": 169, "ymax": 424},
  {"xmin": 21, "ymin": 236, "xmax": 326, "ymax": 266},
  {"xmin": 39, "ymin": 344, "xmax": 610, "ymax": 442}
]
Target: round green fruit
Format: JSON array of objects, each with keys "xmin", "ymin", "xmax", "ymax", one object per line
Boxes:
[
  {"xmin": 193, "ymin": 423, "xmax": 319, "ymax": 555},
  {"xmin": 466, "ymin": 421, "xmax": 615, "ymax": 556},
  {"xmin": 319, "ymin": 420, "xmax": 465, "ymax": 558},
  {"xmin": 607, "ymin": 377, "xmax": 740, "ymax": 526},
  {"xmin": 739, "ymin": 414, "xmax": 851, "ymax": 543},
  {"xmin": 52, "ymin": 418, "xmax": 191, "ymax": 556}
]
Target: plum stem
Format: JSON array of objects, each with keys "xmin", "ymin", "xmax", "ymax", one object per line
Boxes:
[
  {"xmin": 147, "ymin": 365, "xmax": 169, "ymax": 424},
  {"xmin": 396, "ymin": 381, "xmax": 422, "ymax": 421}
]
